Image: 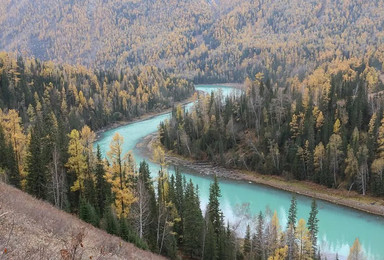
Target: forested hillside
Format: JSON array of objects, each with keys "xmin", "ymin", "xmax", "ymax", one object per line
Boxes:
[
  {"xmin": 160, "ymin": 58, "xmax": 384, "ymax": 197},
  {"xmin": 0, "ymin": 52, "xmax": 194, "ymax": 129},
  {"xmin": 1, "ymin": 0, "xmax": 383, "ymax": 82}
]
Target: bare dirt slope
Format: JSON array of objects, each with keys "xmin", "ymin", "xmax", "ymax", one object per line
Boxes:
[{"xmin": 0, "ymin": 182, "xmax": 165, "ymax": 260}]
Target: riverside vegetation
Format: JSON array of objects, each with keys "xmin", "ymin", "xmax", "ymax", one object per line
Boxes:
[
  {"xmin": 160, "ymin": 58, "xmax": 384, "ymax": 198},
  {"xmin": 0, "ymin": 53, "xmax": 368, "ymax": 259},
  {"xmin": 1, "ymin": 0, "xmax": 383, "ymax": 257}
]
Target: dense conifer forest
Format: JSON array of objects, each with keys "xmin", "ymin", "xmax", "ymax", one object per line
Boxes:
[{"xmin": 160, "ymin": 58, "xmax": 384, "ymax": 197}]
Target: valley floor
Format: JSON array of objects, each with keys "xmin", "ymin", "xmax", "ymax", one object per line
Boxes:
[{"xmin": 138, "ymin": 133, "xmax": 384, "ymax": 218}]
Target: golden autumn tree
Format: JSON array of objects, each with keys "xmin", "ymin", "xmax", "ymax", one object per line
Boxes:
[
  {"xmin": 80, "ymin": 125, "xmax": 96, "ymax": 175},
  {"xmin": 66, "ymin": 129, "xmax": 87, "ymax": 193},
  {"xmin": 372, "ymin": 113, "xmax": 384, "ymax": 182},
  {"xmin": 105, "ymin": 133, "xmax": 136, "ymax": 218},
  {"xmin": 267, "ymin": 211, "xmax": 282, "ymax": 256},
  {"xmin": 268, "ymin": 246, "xmax": 288, "ymax": 260},
  {"xmin": 327, "ymin": 119, "xmax": 343, "ymax": 187},
  {"xmin": 347, "ymin": 238, "xmax": 365, "ymax": 260},
  {"xmin": 0, "ymin": 109, "xmax": 27, "ymax": 187},
  {"xmin": 295, "ymin": 219, "xmax": 313, "ymax": 260},
  {"xmin": 313, "ymin": 142, "xmax": 326, "ymax": 181}
]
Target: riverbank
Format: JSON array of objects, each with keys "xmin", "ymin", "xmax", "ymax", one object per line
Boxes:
[
  {"xmin": 95, "ymin": 93, "xmax": 198, "ymax": 141},
  {"xmin": 95, "ymin": 83, "xmax": 244, "ymax": 141},
  {"xmin": 138, "ymin": 133, "xmax": 384, "ymax": 218},
  {"xmin": 195, "ymin": 83, "xmax": 244, "ymax": 89}
]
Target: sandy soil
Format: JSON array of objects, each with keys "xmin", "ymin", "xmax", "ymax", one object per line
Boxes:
[{"xmin": 139, "ymin": 133, "xmax": 384, "ymax": 218}]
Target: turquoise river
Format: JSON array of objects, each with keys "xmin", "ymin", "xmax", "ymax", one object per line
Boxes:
[{"xmin": 95, "ymin": 85, "xmax": 384, "ymax": 260}]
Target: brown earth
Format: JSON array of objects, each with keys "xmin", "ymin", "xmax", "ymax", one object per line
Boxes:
[{"xmin": 0, "ymin": 182, "xmax": 166, "ymax": 260}]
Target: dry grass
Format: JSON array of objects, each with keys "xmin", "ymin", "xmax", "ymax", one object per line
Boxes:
[{"xmin": 0, "ymin": 182, "xmax": 166, "ymax": 260}]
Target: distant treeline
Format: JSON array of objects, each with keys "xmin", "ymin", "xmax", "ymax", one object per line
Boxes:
[{"xmin": 1, "ymin": 0, "xmax": 384, "ymax": 83}]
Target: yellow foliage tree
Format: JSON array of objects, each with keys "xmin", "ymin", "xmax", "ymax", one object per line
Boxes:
[
  {"xmin": 295, "ymin": 219, "xmax": 313, "ymax": 260},
  {"xmin": 0, "ymin": 109, "xmax": 27, "ymax": 185},
  {"xmin": 347, "ymin": 238, "xmax": 365, "ymax": 260},
  {"xmin": 268, "ymin": 246, "xmax": 288, "ymax": 260},
  {"xmin": 66, "ymin": 129, "xmax": 87, "ymax": 193},
  {"xmin": 105, "ymin": 133, "xmax": 136, "ymax": 218}
]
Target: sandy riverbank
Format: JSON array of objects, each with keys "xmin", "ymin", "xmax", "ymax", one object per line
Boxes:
[{"xmin": 138, "ymin": 133, "xmax": 384, "ymax": 218}]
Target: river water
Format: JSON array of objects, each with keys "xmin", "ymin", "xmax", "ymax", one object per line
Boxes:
[{"xmin": 95, "ymin": 85, "xmax": 384, "ymax": 260}]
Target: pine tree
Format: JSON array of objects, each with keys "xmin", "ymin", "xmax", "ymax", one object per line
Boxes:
[
  {"xmin": 208, "ymin": 175, "xmax": 223, "ymax": 235},
  {"xmin": 173, "ymin": 168, "xmax": 184, "ymax": 244},
  {"xmin": 26, "ymin": 125, "xmax": 47, "ymax": 199},
  {"xmin": 0, "ymin": 124, "xmax": 7, "ymax": 173},
  {"xmin": 307, "ymin": 199, "xmax": 319, "ymax": 255},
  {"xmin": 95, "ymin": 145, "xmax": 109, "ymax": 216},
  {"xmin": 0, "ymin": 124, "xmax": 20, "ymax": 187},
  {"xmin": 138, "ymin": 161, "xmax": 158, "ymax": 251},
  {"xmin": 287, "ymin": 196, "xmax": 297, "ymax": 229},
  {"xmin": 79, "ymin": 196, "xmax": 98, "ymax": 226},
  {"xmin": 203, "ymin": 219, "xmax": 218, "ymax": 260},
  {"xmin": 5, "ymin": 141, "xmax": 20, "ymax": 187},
  {"xmin": 103, "ymin": 206, "xmax": 120, "ymax": 235},
  {"xmin": 243, "ymin": 224, "xmax": 251, "ymax": 256},
  {"xmin": 183, "ymin": 181, "xmax": 204, "ymax": 258},
  {"xmin": 255, "ymin": 212, "xmax": 265, "ymax": 260}
]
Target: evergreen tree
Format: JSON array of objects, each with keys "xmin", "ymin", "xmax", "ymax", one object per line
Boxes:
[
  {"xmin": 307, "ymin": 199, "xmax": 319, "ymax": 255},
  {"xmin": 208, "ymin": 175, "xmax": 223, "ymax": 234},
  {"xmin": 183, "ymin": 181, "xmax": 204, "ymax": 258},
  {"xmin": 5, "ymin": 141, "xmax": 20, "ymax": 187},
  {"xmin": 287, "ymin": 196, "xmax": 297, "ymax": 229},
  {"xmin": 103, "ymin": 206, "xmax": 120, "ymax": 235},
  {"xmin": 26, "ymin": 125, "xmax": 47, "ymax": 199},
  {"xmin": 0, "ymin": 124, "xmax": 20, "ymax": 187},
  {"xmin": 79, "ymin": 196, "xmax": 98, "ymax": 226},
  {"xmin": 203, "ymin": 219, "xmax": 218, "ymax": 260},
  {"xmin": 95, "ymin": 145, "xmax": 109, "ymax": 215},
  {"xmin": 138, "ymin": 161, "xmax": 158, "ymax": 251},
  {"xmin": 255, "ymin": 212, "xmax": 265, "ymax": 260},
  {"xmin": 243, "ymin": 224, "xmax": 251, "ymax": 256}
]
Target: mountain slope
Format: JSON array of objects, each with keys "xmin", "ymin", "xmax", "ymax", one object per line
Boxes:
[
  {"xmin": 1, "ymin": 0, "xmax": 383, "ymax": 82},
  {"xmin": 0, "ymin": 182, "xmax": 165, "ymax": 259}
]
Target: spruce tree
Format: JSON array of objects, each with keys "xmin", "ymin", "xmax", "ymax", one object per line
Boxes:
[
  {"xmin": 183, "ymin": 181, "xmax": 204, "ymax": 258},
  {"xmin": 243, "ymin": 224, "xmax": 251, "ymax": 256},
  {"xmin": 103, "ymin": 206, "xmax": 119, "ymax": 235},
  {"xmin": 138, "ymin": 160, "xmax": 158, "ymax": 251},
  {"xmin": 6, "ymin": 140, "xmax": 20, "ymax": 188},
  {"xmin": 26, "ymin": 126, "xmax": 47, "ymax": 199},
  {"xmin": 287, "ymin": 195, "xmax": 297, "ymax": 229},
  {"xmin": 255, "ymin": 212, "xmax": 265, "ymax": 260},
  {"xmin": 307, "ymin": 199, "xmax": 319, "ymax": 255},
  {"xmin": 95, "ymin": 145, "xmax": 109, "ymax": 215},
  {"xmin": 0, "ymin": 124, "xmax": 7, "ymax": 169},
  {"xmin": 208, "ymin": 175, "xmax": 223, "ymax": 234},
  {"xmin": 203, "ymin": 220, "xmax": 218, "ymax": 260}
]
